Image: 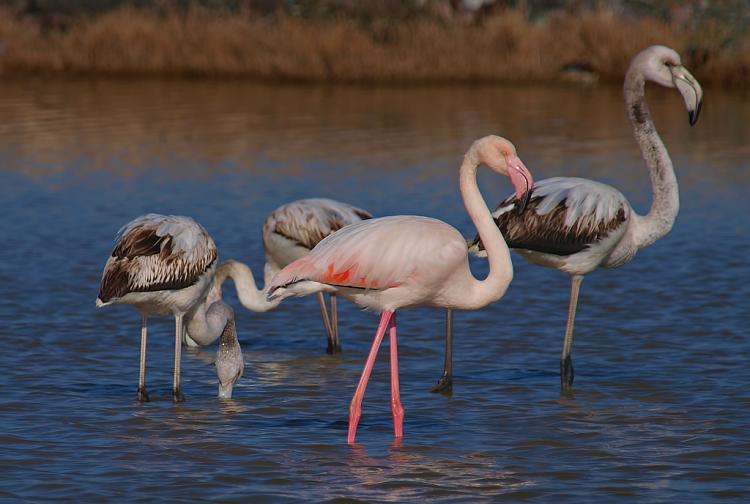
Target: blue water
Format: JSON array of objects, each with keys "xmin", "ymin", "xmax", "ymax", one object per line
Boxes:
[{"xmin": 0, "ymin": 80, "xmax": 748, "ymax": 502}]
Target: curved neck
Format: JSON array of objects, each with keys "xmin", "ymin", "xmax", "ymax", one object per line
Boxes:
[
  {"xmin": 186, "ymin": 294, "xmax": 233, "ymax": 346},
  {"xmin": 625, "ymin": 68, "xmax": 680, "ymax": 249},
  {"xmin": 218, "ymin": 260, "xmax": 281, "ymax": 313},
  {"xmin": 456, "ymin": 150, "xmax": 513, "ymax": 309}
]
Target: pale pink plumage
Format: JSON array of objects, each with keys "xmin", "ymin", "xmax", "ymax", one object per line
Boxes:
[
  {"xmin": 268, "ymin": 135, "xmax": 534, "ymax": 443},
  {"xmin": 270, "ymin": 216, "xmax": 467, "ymax": 305}
]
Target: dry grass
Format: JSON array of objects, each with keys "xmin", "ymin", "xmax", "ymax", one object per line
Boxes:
[{"xmin": 0, "ymin": 5, "xmax": 745, "ymax": 84}]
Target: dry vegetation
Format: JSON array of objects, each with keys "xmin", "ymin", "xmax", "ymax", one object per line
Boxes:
[{"xmin": 0, "ymin": 3, "xmax": 747, "ymax": 85}]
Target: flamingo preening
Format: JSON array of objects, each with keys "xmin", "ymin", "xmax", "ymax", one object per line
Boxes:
[
  {"xmin": 97, "ymin": 214, "xmax": 238, "ymax": 402},
  {"xmin": 268, "ymin": 135, "xmax": 533, "ymax": 443},
  {"xmin": 456, "ymin": 45, "xmax": 702, "ymax": 390},
  {"xmin": 262, "ymin": 198, "xmax": 373, "ymax": 353}
]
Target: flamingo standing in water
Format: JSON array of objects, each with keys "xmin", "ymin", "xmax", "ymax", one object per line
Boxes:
[
  {"xmin": 268, "ymin": 135, "xmax": 534, "ymax": 443},
  {"xmin": 262, "ymin": 198, "xmax": 373, "ymax": 353},
  {"xmin": 97, "ymin": 214, "xmax": 239, "ymax": 402},
  {"xmin": 459, "ymin": 45, "xmax": 703, "ymax": 390}
]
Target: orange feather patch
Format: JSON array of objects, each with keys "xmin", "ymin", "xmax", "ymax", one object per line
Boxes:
[{"xmin": 323, "ymin": 263, "xmax": 362, "ymax": 286}]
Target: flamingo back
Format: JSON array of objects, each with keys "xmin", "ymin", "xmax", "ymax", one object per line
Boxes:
[
  {"xmin": 470, "ymin": 177, "xmax": 630, "ymax": 257},
  {"xmin": 98, "ymin": 214, "xmax": 217, "ymax": 303},
  {"xmin": 263, "ymin": 198, "xmax": 372, "ymax": 252}
]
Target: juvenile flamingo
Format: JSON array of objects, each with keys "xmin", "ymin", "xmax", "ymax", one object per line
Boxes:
[
  {"xmin": 268, "ymin": 135, "xmax": 533, "ymax": 443},
  {"xmin": 97, "ymin": 214, "xmax": 230, "ymax": 402},
  {"xmin": 462, "ymin": 45, "xmax": 703, "ymax": 390}
]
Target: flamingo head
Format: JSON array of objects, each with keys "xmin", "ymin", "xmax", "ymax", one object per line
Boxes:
[
  {"xmin": 474, "ymin": 135, "xmax": 534, "ymax": 213},
  {"xmin": 635, "ymin": 45, "xmax": 703, "ymax": 126}
]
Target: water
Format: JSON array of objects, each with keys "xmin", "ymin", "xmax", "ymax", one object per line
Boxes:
[{"xmin": 0, "ymin": 79, "xmax": 748, "ymax": 502}]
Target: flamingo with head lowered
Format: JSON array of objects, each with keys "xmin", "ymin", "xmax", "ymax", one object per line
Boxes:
[
  {"xmin": 182, "ymin": 199, "xmax": 372, "ymax": 354},
  {"xmin": 268, "ymin": 135, "xmax": 533, "ymax": 443},
  {"xmin": 97, "ymin": 214, "xmax": 239, "ymax": 402},
  {"xmin": 452, "ymin": 45, "xmax": 703, "ymax": 391}
]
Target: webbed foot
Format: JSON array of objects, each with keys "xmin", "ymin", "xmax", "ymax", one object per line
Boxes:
[
  {"xmin": 560, "ymin": 355, "xmax": 575, "ymax": 390},
  {"xmin": 136, "ymin": 386, "xmax": 150, "ymax": 403},
  {"xmin": 430, "ymin": 371, "xmax": 453, "ymax": 395},
  {"xmin": 172, "ymin": 388, "xmax": 185, "ymax": 403}
]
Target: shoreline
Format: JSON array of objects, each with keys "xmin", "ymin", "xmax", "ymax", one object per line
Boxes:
[{"xmin": 0, "ymin": 6, "xmax": 747, "ymax": 86}]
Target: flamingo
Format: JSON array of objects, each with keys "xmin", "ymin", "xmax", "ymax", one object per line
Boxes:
[
  {"xmin": 459, "ymin": 45, "xmax": 703, "ymax": 390},
  {"xmin": 262, "ymin": 198, "xmax": 373, "ymax": 354},
  {"xmin": 267, "ymin": 135, "xmax": 534, "ymax": 443},
  {"xmin": 97, "ymin": 213, "xmax": 237, "ymax": 402}
]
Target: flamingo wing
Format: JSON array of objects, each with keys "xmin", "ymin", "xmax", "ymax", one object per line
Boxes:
[
  {"xmin": 98, "ymin": 214, "xmax": 217, "ymax": 303},
  {"xmin": 263, "ymin": 198, "xmax": 373, "ymax": 251},
  {"xmin": 269, "ymin": 215, "xmax": 466, "ymax": 292},
  {"xmin": 470, "ymin": 177, "xmax": 630, "ymax": 256}
]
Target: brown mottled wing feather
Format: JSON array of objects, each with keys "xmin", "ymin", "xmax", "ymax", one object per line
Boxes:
[
  {"xmin": 471, "ymin": 192, "xmax": 627, "ymax": 257},
  {"xmin": 98, "ymin": 215, "xmax": 217, "ymax": 302}
]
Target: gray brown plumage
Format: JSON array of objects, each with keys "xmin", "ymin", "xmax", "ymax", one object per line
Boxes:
[
  {"xmin": 96, "ymin": 213, "xmax": 222, "ymax": 403},
  {"xmin": 470, "ymin": 192, "xmax": 628, "ymax": 257},
  {"xmin": 447, "ymin": 46, "xmax": 703, "ymax": 393},
  {"xmin": 98, "ymin": 214, "xmax": 217, "ymax": 303},
  {"xmin": 263, "ymin": 198, "xmax": 372, "ymax": 251}
]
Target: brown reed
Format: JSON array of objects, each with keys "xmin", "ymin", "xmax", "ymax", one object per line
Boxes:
[{"xmin": 0, "ymin": 5, "xmax": 745, "ymax": 85}]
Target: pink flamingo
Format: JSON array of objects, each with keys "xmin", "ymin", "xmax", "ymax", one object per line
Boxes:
[{"xmin": 268, "ymin": 135, "xmax": 534, "ymax": 443}]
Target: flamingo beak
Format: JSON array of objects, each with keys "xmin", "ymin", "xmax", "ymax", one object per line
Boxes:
[
  {"xmin": 505, "ymin": 154, "xmax": 534, "ymax": 214},
  {"xmin": 670, "ymin": 65, "xmax": 703, "ymax": 126}
]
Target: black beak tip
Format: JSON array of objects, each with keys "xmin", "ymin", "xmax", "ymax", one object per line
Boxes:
[
  {"xmin": 515, "ymin": 191, "xmax": 530, "ymax": 214},
  {"xmin": 689, "ymin": 100, "xmax": 702, "ymax": 126}
]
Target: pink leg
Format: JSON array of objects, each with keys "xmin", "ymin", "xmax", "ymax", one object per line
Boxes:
[
  {"xmin": 389, "ymin": 313, "xmax": 404, "ymax": 439},
  {"xmin": 348, "ymin": 310, "xmax": 392, "ymax": 444}
]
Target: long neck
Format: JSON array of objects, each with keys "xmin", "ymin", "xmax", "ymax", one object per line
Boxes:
[
  {"xmin": 218, "ymin": 260, "xmax": 281, "ymax": 313},
  {"xmin": 625, "ymin": 67, "xmax": 680, "ymax": 249},
  {"xmin": 219, "ymin": 317, "xmax": 238, "ymax": 349},
  {"xmin": 186, "ymin": 294, "xmax": 233, "ymax": 346},
  {"xmin": 456, "ymin": 151, "xmax": 513, "ymax": 309}
]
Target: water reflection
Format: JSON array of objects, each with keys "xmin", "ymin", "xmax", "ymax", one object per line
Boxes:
[{"xmin": 0, "ymin": 79, "xmax": 748, "ymax": 502}]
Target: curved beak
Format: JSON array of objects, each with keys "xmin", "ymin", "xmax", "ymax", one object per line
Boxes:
[
  {"xmin": 505, "ymin": 154, "xmax": 534, "ymax": 214},
  {"xmin": 670, "ymin": 65, "xmax": 703, "ymax": 126}
]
